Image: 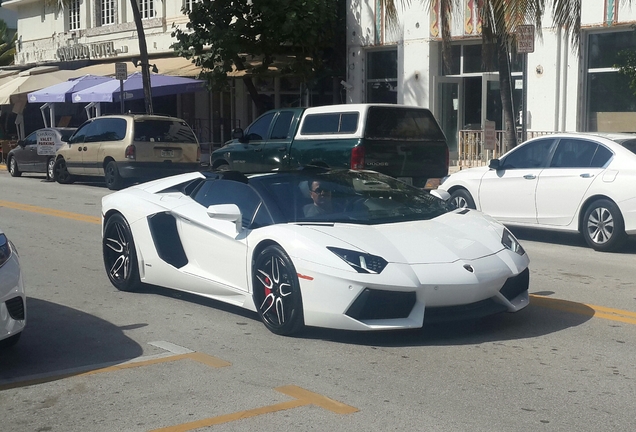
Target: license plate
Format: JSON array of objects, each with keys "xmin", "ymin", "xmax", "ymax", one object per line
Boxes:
[
  {"xmin": 397, "ymin": 177, "xmax": 413, "ymax": 185},
  {"xmin": 161, "ymin": 149, "xmax": 174, "ymax": 158}
]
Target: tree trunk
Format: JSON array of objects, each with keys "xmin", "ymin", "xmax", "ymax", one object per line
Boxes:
[
  {"xmin": 130, "ymin": 0, "xmax": 153, "ymax": 114},
  {"xmin": 497, "ymin": 41, "xmax": 518, "ymax": 149},
  {"xmin": 233, "ymin": 56, "xmax": 267, "ymax": 115}
]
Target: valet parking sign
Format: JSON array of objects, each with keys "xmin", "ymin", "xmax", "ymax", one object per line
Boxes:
[{"xmin": 37, "ymin": 130, "xmax": 62, "ymax": 155}]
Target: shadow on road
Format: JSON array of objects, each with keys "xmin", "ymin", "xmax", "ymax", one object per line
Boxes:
[
  {"xmin": 0, "ymin": 298, "xmax": 144, "ymax": 383},
  {"xmin": 133, "ymin": 284, "xmax": 597, "ymax": 348},
  {"xmin": 302, "ymin": 296, "xmax": 595, "ymax": 347},
  {"xmin": 509, "ymin": 226, "xmax": 636, "ymax": 253}
]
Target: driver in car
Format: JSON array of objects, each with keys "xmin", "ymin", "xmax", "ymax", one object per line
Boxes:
[{"xmin": 304, "ymin": 179, "xmax": 333, "ymax": 217}]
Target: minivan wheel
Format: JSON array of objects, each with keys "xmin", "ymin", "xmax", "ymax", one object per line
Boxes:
[
  {"xmin": 105, "ymin": 161, "xmax": 125, "ymax": 190},
  {"xmin": 54, "ymin": 158, "xmax": 74, "ymax": 184},
  {"xmin": 8, "ymin": 157, "xmax": 21, "ymax": 177},
  {"xmin": 582, "ymin": 199, "xmax": 627, "ymax": 252}
]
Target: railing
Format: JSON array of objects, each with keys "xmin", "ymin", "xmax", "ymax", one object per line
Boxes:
[{"xmin": 456, "ymin": 129, "xmax": 555, "ymax": 168}]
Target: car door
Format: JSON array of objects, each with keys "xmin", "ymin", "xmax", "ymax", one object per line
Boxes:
[
  {"xmin": 16, "ymin": 132, "xmax": 38, "ymax": 171},
  {"xmin": 535, "ymin": 138, "xmax": 613, "ymax": 226},
  {"xmin": 81, "ymin": 118, "xmax": 107, "ymax": 176},
  {"xmin": 477, "ymin": 138, "xmax": 556, "ymax": 224},
  {"xmin": 240, "ymin": 112, "xmax": 276, "ymax": 171},
  {"xmin": 173, "ymin": 180, "xmax": 263, "ymax": 295},
  {"xmin": 64, "ymin": 121, "xmax": 95, "ymax": 175},
  {"xmin": 259, "ymin": 111, "xmax": 296, "ymax": 170}
]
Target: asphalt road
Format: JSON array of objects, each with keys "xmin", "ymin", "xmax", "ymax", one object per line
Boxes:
[{"xmin": 1, "ymin": 168, "xmax": 635, "ymax": 432}]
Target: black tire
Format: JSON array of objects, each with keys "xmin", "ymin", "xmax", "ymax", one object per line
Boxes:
[
  {"xmin": 450, "ymin": 188, "xmax": 476, "ymax": 209},
  {"xmin": 103, "ymin": 213, "xmax": 142, "ymax": 292},
  {"xmin": 0, "ymin": 332, "xmax": 21, "ymax": 348},
  {"xmin": 252, "ymin": 245, "xmax": 304, "ymax": 336},
  {"xmin": 8, "ymin": 157, "xmax": 21, "ymax": 177},
  {"xmin": 105, "ymin": 161, "xmax": 125, "ymax": 190},
  {"xmin": 54, "ymin": 158, "xmax": 74, "ymax": 184},
  {"xmin": 582, "ymin": 199, "xmax": 627, "ymax": 252},
  {"xmin": 46, "ymin": 158, "xmax": 55, "ymax": 181}
]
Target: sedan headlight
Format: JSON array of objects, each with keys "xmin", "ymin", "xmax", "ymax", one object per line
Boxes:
[
  {"xmin": 502, "ymin": 228, "xmax": 525, "ymax": 256},
  {"xmin": 327, "ymin": 247, "xmax": 388, "ymax": 274},
  {"xmin": 0, "ymin": 234, "xmax": 14, "ymax": 267}
]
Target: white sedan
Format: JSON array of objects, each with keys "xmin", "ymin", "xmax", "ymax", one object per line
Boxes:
[
  {"xmin": 0, "ymin": 228, "xmax": 26, "ymax": 348},
  {"xmin": 102, "ymin": 168, "xmax": 530, "ymax": 336},
  {"xmin": 440, "ymin": 132, "xmax": 636, "ymax": 251}
]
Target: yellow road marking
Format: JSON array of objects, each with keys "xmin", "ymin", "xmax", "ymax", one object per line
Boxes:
[
  {"xmin": 151, "ymin": 385, "xmax": 358, "ymax": 432},
  {"xmin": 530, "ymin": 294, "xmax": 636, "ymax": 325},
  {"xmin": 0, "ymin": 200, "xmax": 101, "ymax": 225},
  {"xmin": 0, "ymin": 352, "xmax": 231, "ymax": 391}
]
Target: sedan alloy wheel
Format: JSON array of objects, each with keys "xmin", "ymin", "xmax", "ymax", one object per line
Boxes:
[
  {"xmin": 583, "ymin": 199, "xmax": 627, "ymax": 252},
  {"xmin": 103, "ymin": 213, "xmax": 141, "ymax": 292},
  {"xmin": 8, "ymin": 157, "xmax": 21, "ymax": 177},
  {"xmin": 253, "ymin": 245, "xmax": 304, "ymax": 336}
]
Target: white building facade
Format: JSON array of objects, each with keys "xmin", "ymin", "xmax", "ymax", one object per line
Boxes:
[
  {"xmin": 4, "ymin": 1, "xmax": 636, "ymax": 156},
  {"xmin": 346, "ymin": 0, "xmax": 636, "ymax": 159}
]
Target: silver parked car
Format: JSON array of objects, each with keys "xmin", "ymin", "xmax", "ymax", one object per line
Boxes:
[{"xmin": 6, "ymin": 127, "xmax": 76, "ymax": 180}]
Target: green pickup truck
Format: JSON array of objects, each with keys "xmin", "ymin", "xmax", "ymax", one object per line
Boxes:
[{"xmin": 211, "ymin": 103, "xmax": 449, "ymax": 189}]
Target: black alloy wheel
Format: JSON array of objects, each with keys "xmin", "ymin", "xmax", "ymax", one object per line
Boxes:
[
  {"xmin": 582, "ymin": 199, "xmax": 627, "ymax": 252},
  {"xmin": 103, "ymin": 213, "xmax": 141, "ymax": 292},
  {"xmin": 450, "ymin": 188, "xmax": 476, "ymax": 209},
  {"xmin": 253, "ymin": 245, "xmax": 304, "ymax": 336},
  {"xmin": 54, "ymin": 158, "xmax": 74, "ymax": 184},
  {"xmin": 8, "ymin": 157, "xmax": 21, "ymax": 177},
  {"xmin": 46, "ymin": 158, "xmax": 55, "ymax": 180},
  {"xmin": 105, "ymin": 161, "xmax": 125, "ymax": 190}
]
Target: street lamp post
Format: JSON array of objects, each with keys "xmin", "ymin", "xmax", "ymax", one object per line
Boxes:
[{"xmin": 130, "ymin": 0, "xmax": 153, "ymax": 114}]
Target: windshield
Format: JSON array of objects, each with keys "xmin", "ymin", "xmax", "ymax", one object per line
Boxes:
[
  {"xmin": 615, "ymin": 138, "xmax": 636, "ymax": 155},
  {"xmin": 253, "ymin": 170, "xmax": 450, "ymax": 224}
]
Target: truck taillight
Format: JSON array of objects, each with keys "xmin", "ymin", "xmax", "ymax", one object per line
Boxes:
[
  {"xmin": 350, "ymin": 146, "xmax": 365, "ymax": 169},
  {"xmin": 125, "ymin": 145, "xmax": 136, "ymax": 160}
]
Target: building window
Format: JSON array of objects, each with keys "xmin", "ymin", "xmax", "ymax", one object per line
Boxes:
[
  {"xmin": 68, "ymin": 0, "xmax": 81, "ymax": 31},
  {"xmin": 586, "ymin": 30, "xmax": 636, "ymax": 132},
  {"xmin": 366, "ymin": 49, "xmax": 398, "ymax": 104},
  {"xmin": 99, "ymin": 0, "xmax": 116, "ymax": 26},
  {"xmin": 139, "ymin": 0, "xmax": 155, "ymax": 19}
]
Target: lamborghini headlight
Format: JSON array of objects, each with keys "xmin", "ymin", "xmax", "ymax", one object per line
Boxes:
[
  {"xmin": 502, "ymin": 228, "xmax": 525, "ymax": 256},
  {"xmin": 327, "ymin": 247, "xmax": 388, "ymax": 274},
  {"xmin": 0, "ymin": 234, "xmax": 13, "ymax": 268}
]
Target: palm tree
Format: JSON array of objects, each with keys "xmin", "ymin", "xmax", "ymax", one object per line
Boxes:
[
  {"xmin": 381, "ymin": 0, "xmax": 585, "ymax": 148},
  {"xmin": 0, "ymin": 19, "xmax": 16, "ymax": 67}
]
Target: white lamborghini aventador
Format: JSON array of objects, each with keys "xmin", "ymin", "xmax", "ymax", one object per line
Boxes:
[{"xmin": 101, "ymin": 168, "xmax": 530, "ymax": 336}]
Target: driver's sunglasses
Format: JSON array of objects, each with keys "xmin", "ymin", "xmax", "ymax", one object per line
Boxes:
[{"xmin": 311, "ymin": 187, "xmax": 330, "ymax": 194}]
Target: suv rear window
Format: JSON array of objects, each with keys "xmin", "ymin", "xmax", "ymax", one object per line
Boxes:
[
  {"xmin": 134, "ymin": 120, "xmax": 197, "ymax": 143},
  {"xmin": 300, "ymin": 113, "xmax": 359, "ymax": 135},
  {"xmin": 364, "ymin": 107, "xmax": 445, "ymax": 140}
]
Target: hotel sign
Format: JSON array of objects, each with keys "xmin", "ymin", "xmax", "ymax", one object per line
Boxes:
[{"xmin": 57, "ymin": 41, "xmax": 121, "ymax": 61}]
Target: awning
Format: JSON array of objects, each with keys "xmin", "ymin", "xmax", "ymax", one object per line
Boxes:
[
  {"xmin": 73, "ymin": 56, "xmax": 202, "ymax": 78},
  {"xmin": 0, "ymin": 66, "xmax": 82, "ymax": 106}
]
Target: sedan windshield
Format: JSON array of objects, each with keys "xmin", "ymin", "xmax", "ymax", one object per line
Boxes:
[{"xmin": 253, "ymin": 170, "xmax": 450, "ymax": 224}]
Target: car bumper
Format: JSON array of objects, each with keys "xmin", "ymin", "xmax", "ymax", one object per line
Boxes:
[
  {"xmin": 117, "ymin": 162, "xmax": 202, "ymax": 179},
  {"xmin": 295, "ymin": 248, "xmax": 530, "ymax": 331},
  {"xmin": 0, "ymin": 253, "xmax": 26, "ymax": 342}
]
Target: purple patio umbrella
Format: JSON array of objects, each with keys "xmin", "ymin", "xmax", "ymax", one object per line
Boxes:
[
  {"xmin": 71, "ymin": 72, "xmax": 205, "ymax": 103},
  {"xmin": 27, "ymin": 74, "xmax": 116, "ymax": 103}
]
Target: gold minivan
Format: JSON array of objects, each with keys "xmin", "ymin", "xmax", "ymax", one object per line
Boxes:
[{"xmin": 53, "ymin": 114, "xmax": 201, "ymax": 190}]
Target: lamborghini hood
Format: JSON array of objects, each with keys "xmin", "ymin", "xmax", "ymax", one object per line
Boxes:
[{"xmin": 306, "ymin": 210, "xmax": 507, "ymax": 264}]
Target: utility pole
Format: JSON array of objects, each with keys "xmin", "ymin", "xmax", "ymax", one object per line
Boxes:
[{"xmin": 130, "ymin": 0, "xmax": 153, "ymax": 114}]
